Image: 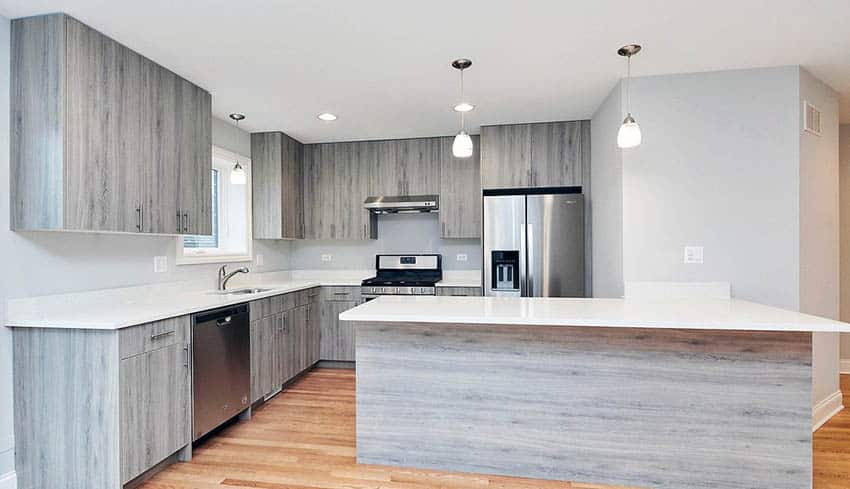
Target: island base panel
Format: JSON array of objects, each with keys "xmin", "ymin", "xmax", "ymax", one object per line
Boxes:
[{"xmin": 355, "ymin": 322, "xmax": 812, "ymax": 489}]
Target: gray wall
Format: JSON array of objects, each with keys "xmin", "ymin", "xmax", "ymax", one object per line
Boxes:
[
  {"xmin": 0, "ymin": 15, "xmax": 13, "ymax": 486},
  {"xmin": 842, "ymin": 124, "xmax": 850, "ymax": 366},
  {"xmin": 592, "ymin": 66, "xmax": 842, "ymax": 409},
  {"xmin": 622, "ymin": 66, "xmax": 801, "ymax": 309},
  {"xmin": 799, "ymin": 69, "xmax": 841, "ymax": 406},
  {"xmin": 590, "ymin": 81, "xmax": 624, "ymax": 298},
  {"xmin": 289, "ymin": 213, "xmax": 480, "ymax": 270}
]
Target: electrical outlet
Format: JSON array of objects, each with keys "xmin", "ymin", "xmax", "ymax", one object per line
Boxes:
[
  {"xmin": 255, "ymin": 254, "xmax": 264, "ymax": 266},
  {"xmin": 683, "ymin": 246, "xmax": 704, "ymax": 264},
  {"xmin": 456, "ymin": 253, "xmax": 468, "ymax": 262},
  {"xmin": 321, "ymin": 254, "xmax": 333, "ymax": 262},
  {"xmin": 153, "ymin": 256, "xmax": 168, "ymax": 273}
]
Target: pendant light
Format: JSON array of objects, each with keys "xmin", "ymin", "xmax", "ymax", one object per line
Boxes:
[
  {"xmin": 229, "ymin": 113, "xmax": 247, "ymax": 184},
  {"xmin": 451, "ymin": 58, "xmax": 474, "ymax": 158},
  {"xmin": 617, "ymin": 44, "xmax": 642, "ymax": 149}
]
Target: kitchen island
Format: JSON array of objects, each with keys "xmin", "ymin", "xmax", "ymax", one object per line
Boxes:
[{"xmin": 340, "ymin": 296, "xmax": 850, "ymax": 489}]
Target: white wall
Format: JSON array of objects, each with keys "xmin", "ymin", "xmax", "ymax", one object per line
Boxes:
[
  {"xmin": 590, "ymin": 81, "xmax": 624, "ymax": 298},
  {"xmin": 799, "ymin": 69, "xmax": 841, "ymax": 410},
  {"xmin": 840, "ymin": 124, "xmax": 850, "ymax": 367},
  {"xmin": 289, "ymin": 213, "xmax": 480, "ymax": 271}
]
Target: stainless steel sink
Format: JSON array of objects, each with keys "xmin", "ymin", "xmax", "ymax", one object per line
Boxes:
[{"xmin": 210, "ymin": 288, "xmax": 273, "ymax": 296}]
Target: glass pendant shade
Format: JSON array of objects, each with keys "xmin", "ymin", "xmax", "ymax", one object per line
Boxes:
[
  {"xmin": 230, "ymin": 162, "xmax": 247, "ymax": 185},
  {"xmin": 617, "ymin": 114, "xmax": 642, "ymax": 149},
  {"xmin": 452, "ymin": 131, "xmax": 474, "ymax": 158}
]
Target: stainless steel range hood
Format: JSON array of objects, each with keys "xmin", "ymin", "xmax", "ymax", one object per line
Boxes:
[{"xmin": 364, "ymin": 195, "xmax": 439, "ymax": 214}]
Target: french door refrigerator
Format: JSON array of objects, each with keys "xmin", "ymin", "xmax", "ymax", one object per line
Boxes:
[{"xmin": 483, "ymin": 189, "xmax": 585, "ymax": 297}]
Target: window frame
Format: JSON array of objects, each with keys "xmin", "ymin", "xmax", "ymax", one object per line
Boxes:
[{"xmin": 175, "ymin": 146, "xmax": 253, "ymax": 266}]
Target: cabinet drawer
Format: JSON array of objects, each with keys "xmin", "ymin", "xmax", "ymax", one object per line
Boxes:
[
  {"xmin": 436, "ymin": 286, "xmax": 482, "ymax": 297},
  {"xmin": 281, "ymin": 292, "xmax": 297, "ymax": 311},
  {"xmin": 250, "ymin": 298, "xmax": 272, "ymax": 321},
  {"xmin": 321, "ymin": 286, "xmax": 361, "ymax": 302},
  {"xmin": 120, "ymin": 316, "xmax": 188, "ymax": 359},
  {"xmin": 295, "ymin": 288, "xmax": 315, "ymax": 307}
]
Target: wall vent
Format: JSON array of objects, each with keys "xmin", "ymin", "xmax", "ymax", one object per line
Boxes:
[{"xmin": 804, "ymin": 101, "xmax": 822, "ymax": 136}]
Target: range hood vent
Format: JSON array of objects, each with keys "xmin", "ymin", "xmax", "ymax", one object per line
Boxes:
[{"xmin": 364, "ymin": 195, "xmax": 439, "ymax": 214}]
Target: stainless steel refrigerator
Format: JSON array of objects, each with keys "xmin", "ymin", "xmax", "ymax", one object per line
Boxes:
[{"xmin": 483, "ymin": 190, "xmax": 585, "ymax": 297}]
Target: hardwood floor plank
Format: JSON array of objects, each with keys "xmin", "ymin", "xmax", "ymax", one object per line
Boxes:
[{"xmin": 139, "ymin": 368, "xmax": 849, "ymax": 489}]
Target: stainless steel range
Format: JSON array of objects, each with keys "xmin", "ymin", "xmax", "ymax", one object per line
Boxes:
[{"xmin": 361, "ymin": 254, "xmax": 442, "ymax": 300}]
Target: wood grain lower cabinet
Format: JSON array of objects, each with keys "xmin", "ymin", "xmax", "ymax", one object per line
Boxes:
[
  {"xmin": 436, "ymin": 286, "xmax": 483, "ymax": 296},
  {"xmin": 12, "ymin": 316, "xmax": 192, "ymax": 489},
  {"xmin": 250, "ymin": 315, "xmax": 277, "ymax": 402},
  {"xmin": 320, "ymin": 300, "xmax": 358, "ymax": 361}
]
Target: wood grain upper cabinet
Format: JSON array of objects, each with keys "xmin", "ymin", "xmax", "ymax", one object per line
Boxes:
[
  {"xmin": 252, "ymin": 132, "xmax": 303, "ymax": 239},
  {"xmin": 439, "ymin": 135, "xmax": 481, "ymax": 238},
  {"xmin": 480, "ymin": 124, "xmax": 532, "ymax": 189},
  {"xmin": 374, "ymin": 138, "xmax": 440, "ymax": 196},
  {"xmin": 480, "ymin": 121, "xmax": 589, "ymax": 190},
  {"xmin": 303, "ymin": 142, "xmax": 375, "ymax": 240},
  {"xmin": 529, "ymin": 121, "xmax": 583, "ymax": 187},
  {"xmin": 11, "ymin": 14, "xmax": 212, "ymax": 234}
]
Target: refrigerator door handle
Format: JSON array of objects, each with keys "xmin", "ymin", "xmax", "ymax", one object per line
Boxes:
[
  {"xmin": 527, "ymin": 223, "xmax": 534, "ymax": 297},
  {"xmin": 520, "ymin": 225, "xmax": 527, "ymax": 296}
]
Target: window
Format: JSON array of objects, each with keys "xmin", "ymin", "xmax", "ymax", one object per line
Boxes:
[{"xmin": 176, "ymin": 147, "xmax": 252, "ymax": 264}]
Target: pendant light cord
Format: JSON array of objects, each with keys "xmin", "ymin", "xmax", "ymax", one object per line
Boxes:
[
  {"xmin": 626, "ymin": 55, "xmax": 631, "ymax": 115},
  {"xmin": 460, "ymin": 68, "xmax": 466, "ymax": 131}
]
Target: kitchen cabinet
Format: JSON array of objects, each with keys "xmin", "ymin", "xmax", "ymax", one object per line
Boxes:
[
  {"xmin": 119, "ymin": 318, "xmax": 191, "ymax": 483},
  {"xmin": 436, "ymin": 286, "xmax": 483, "ymax": 296},
  {"xmin": 249, "ymin": 315, "xmax": 278, "ymax": 402},
  {"xmin": 12, "ymin": 315, "xmax": 192, "ymax": 488},
  {"xmin": 303, "ymin": 142, "xmax": 377, "ymax": 240},
  {"xmin": 439, "ymin": 135, "xmax": 481, "ymax": 238},
  {"xmin": 307, "ymin": 291, "xmax": 321, "ymax": 365},
  {"xmin": 374, "ymin": 137, "xmax": 441, "ymax": 196},
  {"xmin": 480, "ymin": 124, "xmax": 532, "ymax": 189},
  {"xmin": 320, "ymin": 295, "xmax": 359, "ymax": 362},
  {"xmin": 11, "ymin": 13, "xmax": 211, "ymax": 234},
  {"xmin": 480, "ymin": 121, "xmax": 589, "ymax": 190},
  {"xmin": 252, "ymin": 132, "xmax": 304, "ymax": 239}
]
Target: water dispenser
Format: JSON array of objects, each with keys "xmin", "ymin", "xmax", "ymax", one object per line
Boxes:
[{"xmin": 491, "ymin": 250, "xmax": 520, "ymax": 291}]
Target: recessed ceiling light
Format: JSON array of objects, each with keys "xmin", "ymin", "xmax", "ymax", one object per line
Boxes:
[
  {"xmin": 454, "ymin": 102, "xmax": 475, "ymax": 113},
  {"xmin": 317, "ymin": 112, "xmax": 337, "ymax": 121}
]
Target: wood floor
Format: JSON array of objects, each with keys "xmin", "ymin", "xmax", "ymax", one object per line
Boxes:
[
  {"xmin": 813, "ymin": 374, "xmax": 850, "ymax": 488},
  {"xmin": 139, "ymin": 368, "xmax": 850, "ymax": 489}
]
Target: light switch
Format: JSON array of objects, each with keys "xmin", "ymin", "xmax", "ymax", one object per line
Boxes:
[
  {"xmin": 321, "ymin": 254, "xmax": 333, "ymax": 262},
  {"xmin": 456, "ymin": 253, "xmax": 468, "ymax": 262},
  {"xmin": 683, "ymin": 246, "xmax": 704, "ymax": 264},
  {"xmin": 154, "ymin": 256, "xmax": 168, "ymax": 273},
  {"xmin": 255, "ymin": 254, "xmax": 264, "ymax": 266}
]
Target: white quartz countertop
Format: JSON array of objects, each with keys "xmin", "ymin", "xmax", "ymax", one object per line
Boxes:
[
  {"xmin": 338, "ymin": 296, "xmax": 850, "ymax": 333},
  {"xmin": 5, "ymin": 270, "xmax": 372, "ymax": 330}
]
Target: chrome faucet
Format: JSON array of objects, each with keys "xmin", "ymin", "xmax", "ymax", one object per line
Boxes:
[{"xmin": 218, "ymin": 265, "xmax": 250, "ymax": 291}]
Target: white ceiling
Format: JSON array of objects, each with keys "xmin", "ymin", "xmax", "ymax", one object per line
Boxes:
[{"xmin": 2, "ymin": 0, "xmax": 849, "ymax": 143}]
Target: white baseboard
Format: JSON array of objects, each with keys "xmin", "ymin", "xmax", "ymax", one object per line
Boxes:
[
  {"xmin": 0, "ymin": 471, "xmax": 16, "ymax": 489},
  {"xmin": 813, "ymin": 389, "xmax": 844, "ymax": 432},
  {"xmin": 840, "ymin": 359, "xmax": 850, "ymax": 374}
]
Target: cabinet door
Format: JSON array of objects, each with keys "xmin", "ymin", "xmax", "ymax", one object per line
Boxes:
[
  {"xmin": 63, "ymin": 16, "xmax": 144, "ymax": 233},
  {"xmin": 272, "ymin": 313, "xmax": 286, "ymax": 389},
  {"xmin": 398, "ymin": 138, "xmax": 441, "ymax": 195},
  {"xmin": 529, "ymin": 121, "xmax": 582, "ymax": 187},
  {"xmin": 250, "ymin": 316, "xmax": 276, "ymax": 401},
  {"xmin": 307, "ymin": 297, "xmax": 321, "ymax": 365},
  {"xmin": 140, "ymin": 59, "xmax": 180, "ymax": 234},
  {"xmin": 336, "ymin": 142, "xmax": 375, "ymax": 240},
  {"xmin": 480, "ymin": 124, "xmax": 531, "ymax": 189},
  {"xmin": 320, "ymin": 300, "xmax": 357, "ymax": 361},
  {"xmin": 302, "ymin": 144, "xmax": 334, "ymax": 239},
  {"xmin": 439, "ymin": 135, "xmax": 481, "ymax": 238},
  {"xmin": 119, "ymin": 343, "xmax": 191, "ymax": 483},
  {"xmin": 177, "ymin": 79, "xmax": 212, "ymax": 236}
]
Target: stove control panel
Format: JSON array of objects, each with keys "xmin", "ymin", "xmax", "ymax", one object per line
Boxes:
[{"xmin": 362, "ymin": 286, "xmax": 436, "ymax": 297}]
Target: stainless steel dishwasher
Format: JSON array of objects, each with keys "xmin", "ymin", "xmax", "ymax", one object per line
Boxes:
[{"xmin": 192, "ymin": 303, "xmax": 250, "ymax": 440}]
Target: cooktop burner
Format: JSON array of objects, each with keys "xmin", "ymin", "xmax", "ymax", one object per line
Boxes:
[{"xmin": 361, "ymin": 254, "xmax": 442, "ymax": 296}]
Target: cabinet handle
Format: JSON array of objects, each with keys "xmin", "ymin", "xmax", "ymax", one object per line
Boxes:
[
  {"xmin": 183, "ymin": 213, "xmax": 189, "ymax": 233},
  {"xmin": 136, "ymin": 206, "xmax": 142, "ymax": 231},
  {"xmin": 183, "ymin": 344, "xmax": 190, "ymax": 368},
  {"xmin": 151, "ymin": 330, "xmax": 175, "ymax": 341},
  {"xmin": 177, "ymin": 212, "xmax": 182, "ymax": 233}
]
